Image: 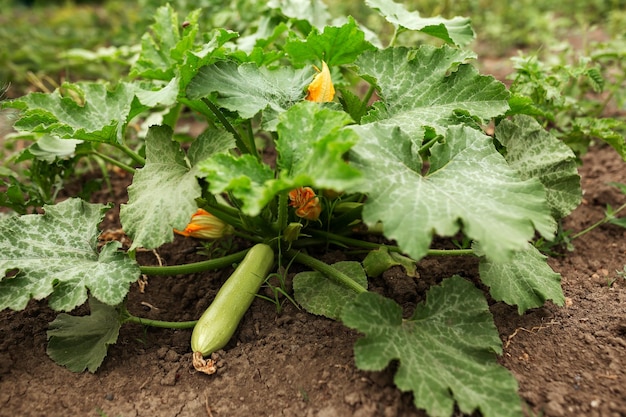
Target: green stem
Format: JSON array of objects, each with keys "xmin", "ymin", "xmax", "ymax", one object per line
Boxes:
[
  {"xmin": 124, "ymin": 315, "xmax": 197, "ymax": 329},
  {"xmin": 203, "ymin": 203, "xmax": 245, "ymax": 231},
  {"xmin": 244, "ymin": 119, "xmax": 260, "ymax": 160},
  {"xmin": 139, "ymin": 249, "xmax": 248, "ymax": 276},
  {"xmin": 571, "ymin": 201, "xmax": 626, "ymax": 240},
  {"xmin": 201, "ymin": 98, "xmax": 249, "ymax": 154},
  {"xmin": 92, "ymin": 151, "xmax": 136, "ymax": 174},
  {"xmin": 419, "ymin": 135, "xmax": 441, "ymax": 154},
  {"xmin": 287, "ymin": 249, "xmax": 366, "ymax": 294},
  {"xmin": 178, "ymin": 98, "xmax": 218, "ymax": 129},
  {"xmin": 113, "ymin": 143, "xmax": 145, "ymax": 166},
  {"xmin": 276, "ymin": 191, "xmax": 289, "ymax": 233},
  {"xmin": 162, "ymin": 102, "xmax": 182, "ymax": 128},
  {"xmin": 361, "ymin": 84, "xmax": 376, "ymax": 112},
  {"xmin": 427, "ymin": 248, "xmax": 475, "ymax": 256},
  {"xmin": 388, "ymin": 26, "xmax": 404, "ymax": 47},
  {"xmin": 309, "ymin": 230, "xmax": 475, "ymax": 257},
  {"xmin": 232, "ymin": 229, "xmax": 264, "ymax": 243}
]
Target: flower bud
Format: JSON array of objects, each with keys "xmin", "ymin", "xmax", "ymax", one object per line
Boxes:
[
  {"xmin": 288, "ymin": 187, "xmax": 322, "ymax": 221},
  {"xmin": 174, "ymin": 208, "xmax": 233, "ymax": 239},
  {"xmin": 305, "ymin": 61, "xmax": 335, "ymax": 103},
  {"xmin": 283, "ymin": 222, "xmax": 303, "ymax": 243}
]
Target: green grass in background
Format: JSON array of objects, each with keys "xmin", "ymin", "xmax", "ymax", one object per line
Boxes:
[{"xmin": 1, "ymin": 0, "xmax": 625, "ymax": 95}]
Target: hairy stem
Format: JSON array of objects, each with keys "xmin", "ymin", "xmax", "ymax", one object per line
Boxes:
[
  {"xmin": 571, "ymin": 201, "xmax": 626, "ymax": 240},
  {"xmin": 276, "ymin": 191, "xmax": 289, "ymax": 233},
  {"xmin": 92, "ymin": 151, "xmax": 136, "ymax": 174},
  {"xmin": 113, "ymin": 143, "xmax": 145, "ymax": 166},
  {"xmin": 201, "ymin": 98, "xmax": 249, "ymax": 154},
  {"xmin": 310, "ymin": 230, "xmax": 475, "ymax": 257},
  {"xmin": 139, "ymin": 249, "xmax": 248, "ymax": 276},
  {"xmin": 124, "ymin": 315, "xmax": 197, "ymax": 329},
  {"xmin": 361, "ymin": 84, "xmax": 376, "ymax": 111},
  {"xmin": 287, "ymin": 249, "xmax": 367, "ymax": 294}
]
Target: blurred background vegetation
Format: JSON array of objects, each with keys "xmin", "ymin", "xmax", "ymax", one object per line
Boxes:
[
  {"xmin": 0, "ymin": 0, "xmax": 624, "ymax": 213},
  {"xmin": 1, "ymin": 0, "xmax": 625, "ymax": 97}
]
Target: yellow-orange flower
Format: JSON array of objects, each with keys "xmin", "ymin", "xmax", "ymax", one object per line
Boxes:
[
  {"xmin": 288, "ymin": 187, "xmax": 322, "ymax": 221},
  {"xmin": 305, "ymin": 61, "xmax": 335, "ymax": 103},
  {"xmin": 174, "ymin": 208, "xmax": 232, "ymax": 239}
]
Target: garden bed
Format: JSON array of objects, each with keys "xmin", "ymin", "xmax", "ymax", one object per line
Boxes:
[{"xmin": 0, "ymin": 143, "xmax": 624, "ymax": 417}]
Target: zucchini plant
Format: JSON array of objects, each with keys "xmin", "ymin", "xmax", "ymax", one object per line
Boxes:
[{"xmin": 1, "ymin": 1, "xmax": 623, "ymax": 416}]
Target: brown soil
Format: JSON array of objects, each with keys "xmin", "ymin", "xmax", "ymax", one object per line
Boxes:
[{"xmin": 1, "ymin": 146, "xmax": 626, "ymax": 417}]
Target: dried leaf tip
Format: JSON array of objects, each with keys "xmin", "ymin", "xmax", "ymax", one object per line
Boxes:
[{"xmin": 305, "ymin": 61, "xmax": 335, "ymax": 103}]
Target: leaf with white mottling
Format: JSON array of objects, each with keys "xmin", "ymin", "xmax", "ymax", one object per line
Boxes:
[
  {"xmin": 120, "ymin": 125, "xmax": 234, "ymax": 250},
  {"xmin": 496, "ymin": 115, "xmax": 581, "ymax": 219},
  {"xmin": 3, "ymin": 82, "xmax": 143, "ymax": 144},
  {"xmin": 349, "ymin": 124, "xmax": 556, "ymax": 262},
  {"xmin": 186, "ymin": 61, "xmax": 313, "ymax": 130},
  {"xmin": 268, "ymin": 0, "xmax": 331, "ymax": 30},
  {"xmin": 356, "ymin": 45, "xmax": 508, "ymax": 139},
  {"xmin": 341, "ymin": 276, "xmax": 522, "ymax": 417},
  {"xmin": 130, "ymin": 5, "xmax": 200, "ymax": 80},
  {"xmin": 200, "ymin": 102, "xmax": 361, "ymax": 215},
  {"xmin": 366, "ymin": 0, "xmax": 475, "ymax": 46},
  {"xmin": 200, "ymin": 153, "xmax": 277, "ymax": 216},
  {"xmin": 477, "ymin": 242, "xmax": 564, "ymax": 314},
  {"xmin": 0, "ymin": 199, "xmax": 139, "ymax": 311}
]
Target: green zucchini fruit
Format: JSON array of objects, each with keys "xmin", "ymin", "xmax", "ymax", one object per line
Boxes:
[{"xmin": 191, "ymin": 243, "xmax": 274, "ymax": 373}]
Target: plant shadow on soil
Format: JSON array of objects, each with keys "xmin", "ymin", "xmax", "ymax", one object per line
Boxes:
[{"xmin": 0, "ymin": 143, "xmax": 625, "ymax": 417}]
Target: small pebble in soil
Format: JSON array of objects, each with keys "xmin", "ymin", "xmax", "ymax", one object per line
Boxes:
[
  {"xmin": 544, "ymin": 400, "xmax": 565, "ymax": 417},
  {"xmin": 104, "ymin": 393, "xmax": 114, "ymax": 401},
  {"xmin": 164, "ymin": 349, "xmax": 180, "ymax": 362},
  {"xmin": 344, "ymin": 392, "xmax": 361, "ymax": 406}
]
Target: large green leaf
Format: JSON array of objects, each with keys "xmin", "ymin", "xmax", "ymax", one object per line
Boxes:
[
  {"xmin": 186, "ymin": 61, "xmax": 313, "ymax": 130},
  {"xmin": 275, "ymin": 101, "xmax": 362, "ymax": 190},
  {"xmin": 0, "ymin": 199, "xmax": 140, "ymax": 311},
  {"xmin": 356, "ymin": 45, "xmax": 508, "ymax": 139},
  {"xmin": 3, "ymin": 82, "xmax": 143, "ymax": 145},
  {"xmin": 178, "ymin": 28, "xmax": 239, "ymax": 91},
  {"xmin": 200, "ymin": 153, "xmax": 277, "ymax": 216},
  {"xmin": 285, "ymin": 17, "xmax": 376, "ymax": 67},
  {"xmin": 130, "ymin": 5, "xmax": 201, "ymax": 80},
  {"xmin": 496, "ymin": 115, "xmax": 582, "ymax": 219},
  {"xmin": 477, "ymin": 242, "xmax": 565, "ymax": 314},
  {"xmin": 366, "ymin": 0, "xmax": 475, "ymax": 46},
  {"xmin": 571, "ymin": 116, "xmax": 626, "ymax": 161},
  {"xmin": 131, "ymin": 4, "xmax": 237, "ymax": 93},
  {"xmin": 134, "ymin": 78, "xmax": 180, "ymax": 107},
  {"xmin": 474, "ymin": 240, "xmax": 565, "ymax": 314},
  {"xmin": 293, "ymin": 261, "xmax": 367, "ymax": 320},
  {"xmin": 199, "ymin": 102, "xmax": 362, "ymax": 215},
  {"xmin": 349, "ymin": 124, "xmax": 556, "ymax": 262},
  {"xmin": 47, "ymin": 297, "xmax": 121, "ymax": 373},
  {"xmin": 341, "ymin": 276, "xmax": 522, "ymax": 417},
  {"xmin": 120, "ymin": 125, "xmax": 234, "ymax": 250}
]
